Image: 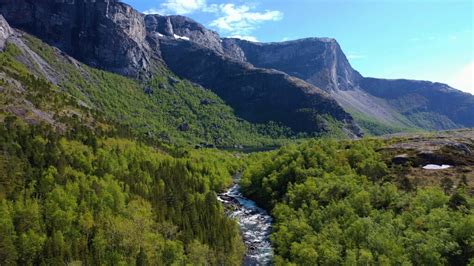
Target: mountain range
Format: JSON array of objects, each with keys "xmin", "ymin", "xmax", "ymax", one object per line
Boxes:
[{"xmin": 1, "ymin": 0, "xmax": 473, "ymax": 143}]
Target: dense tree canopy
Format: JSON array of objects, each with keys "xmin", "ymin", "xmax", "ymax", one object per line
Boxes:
[
  {"xmin": 0, "ymin": 117, "xmax": 245, "ymax": 265},
  {"xmin": 241, "ymin": 139, "xmax": 474, "ymax": 265},
  {"xmin": 1, "ymin": 34, "xmax": 473, "ymax": 266}
]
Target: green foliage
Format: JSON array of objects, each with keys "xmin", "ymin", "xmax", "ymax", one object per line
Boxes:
[
  {"xmin": 20, "ymin": 34, "xmax": 291, "ymax": 148},
  {"xmin": 350, "ymin": 111, "xmax": 418, "ymax": 136},
  {"xmin": 407, "ymin": 112, "xmax": 459, "ymax": 130},
  {"xmin": 241, "ymin": 139, "xmax": 474, "ymax": 265},
  {"xmin": 0, "ymin": 118, "xmax": 245, "ymax": 265}
]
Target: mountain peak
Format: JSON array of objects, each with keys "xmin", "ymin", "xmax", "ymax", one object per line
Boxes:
[
  {"xmin": 1, "ymin": 1, "xmax": 471, "ymax": 136},
  {"xmin": 144, "ymin": 13, "xmax": 224, "ymax": 53},
  {"xmin": 222, "ymin": 36, "xmax": 362, "ymax": 91}
]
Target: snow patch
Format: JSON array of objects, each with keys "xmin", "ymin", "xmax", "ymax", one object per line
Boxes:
[
  {"xmin": 422, "ymin": 164, "xmax": 452, "ymax": 170},
  {"xmin": 173, "ymin": 34, "xmax": 190, "ymax": 41}
]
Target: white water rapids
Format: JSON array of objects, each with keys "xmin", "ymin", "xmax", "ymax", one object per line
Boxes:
[{"xmin": 218, "ymin": 182, "xmax": 273, "ymax": 265}]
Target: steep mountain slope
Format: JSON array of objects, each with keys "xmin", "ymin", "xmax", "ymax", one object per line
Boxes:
[
  {"xmin": 221, "ymin": 38, "xmax": 474, "ymax": 133},
  {"xmin": 0, "ymin": 16, "xmax": 296, "ymax": 147},
  {"xmin": 145, "ymin": 13, "xmax": 473, "ymax": 134},
  {"xmin": 0, "ymin": 1, "xmax": 362, "ymax": 138},
  {"xmin": 157, "ymin": 37, "xmax": 358, "ymax": 136},
  {"xmin": 360, "ymin": 78, "xmax": 474, "ymax": 129},
  {"xmin": 1, "ymin": 0, "xmax": 472, "ymax": 138},
  {"xmin": 1, "ymin": 13, "xmax": 250, "ymax": 265},
  {"xmin": 222, "ymin": 37, "xmax": 362, "ymax": 92},
  {"xmin": 0, "ymin": 0, "xmax": 156, "ymax": 77}
]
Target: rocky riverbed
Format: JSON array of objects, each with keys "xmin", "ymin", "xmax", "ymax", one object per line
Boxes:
[{"xmin": 218, "ymin": 181, "xmax": 273, "ymax": 265}]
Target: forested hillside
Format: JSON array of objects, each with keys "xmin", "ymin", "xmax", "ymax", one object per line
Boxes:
[
  {"xmin": 1, "ymin": 33, "xmax": 293, "ymax": 149},
  {"xmin": 1, "ymin": 33, "xmax": 254, "ymax": 265},
  {"xmin": 0, "ymin": 117, "xmax": 245, "ymax": 265},
  {"xmin": 0, "ymin": 16, "xmax": 280, "ymax": 266},
  {"xmin": 1, "ymin": 2, "xmax": 473, "ymax": 265},
  {"xmin": 241, "ymin": 138, "xmax": 474, "ymax": 265}
]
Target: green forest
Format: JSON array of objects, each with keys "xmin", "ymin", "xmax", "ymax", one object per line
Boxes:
[
  {"xmin": 20, "ymin": 36, "xmax": 294, "ymax": 148},
  {"xmin": 241, "ymin": 139, "xmax": 473, "ymax": 265},
  {"xmin": 1, "ymin": 25, "xmax": 473, "ymax": 266},
  {"xmin": 0, "ymin": 117, "xmax": 245, "ymax": 265}
]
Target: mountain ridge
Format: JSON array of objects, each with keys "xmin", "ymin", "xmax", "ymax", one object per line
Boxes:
[
  {"xmin": 1, "ymin": 0, "xmax": 473, "ymax": 138},
  {"xmin": 141, "ymin": 10, "xmax": 474, "ymax": 133},
  {"xmin": 0, "ymin": 0, "xmax": 363, "ymax": 138}
]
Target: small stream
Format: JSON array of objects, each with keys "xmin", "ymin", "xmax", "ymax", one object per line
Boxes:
[{"xmin": 218, "ymin": 180, "xmax": 273, "ymax": 265}]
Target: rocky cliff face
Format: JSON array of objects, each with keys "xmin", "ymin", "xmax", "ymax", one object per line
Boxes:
[
  {"xmin": 2, "ymin": 0, "xmax": 470, "ymax": 136},
  {"xmin": 0, "ymin": 0, "xmax": 363, "ymax": 137},
  {"xmin": 0, "ymin": 0, "xmax": 155, "ymax": 77},
  {"xmin": 145, "ymin": 14, "xmax": 224, "ymax": 53},
  {"xmin": 222, "ymin": 38, "xmax": 363, "ymax": 92},
  {"xmin": 0, "ymin": 14, "xmax": 11, "ymax": 50},
  {"xmin": 221, "ymin": 35, "xmax": 474, "ymax": 131},
  {"xmin": 142, "ymin": 15, "xmax": 362, "ymax": 135},
  {"xmin": 158, "ymin": 38, "xmax": 360, "ymax": 135}
]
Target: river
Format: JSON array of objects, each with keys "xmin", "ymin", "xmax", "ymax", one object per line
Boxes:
[{"xmin": 218, "ymin": 180, "xmax": 273, "ymax": 265}]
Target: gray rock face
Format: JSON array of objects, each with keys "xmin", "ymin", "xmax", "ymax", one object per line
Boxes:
[
  {"xmin": 221, "ymin": 37, "xmax": 474, "ymax": 131},
  {"xmin": 11, "ymin": 0, "xmax": 471, "ymax": 136},
  {"xmin": 158, "ymin": 38, "xmax": 362, "ymax": 136},
  {"xmin": 0, "ymin": 0, "xmax": 362, "ymax": 136},
  {"xmin": 0, "ymin": 0, "xmax": 154, "ymax": 77},
  {"xmin": 0, "ymin": 14, "xmax": 12, "ymax": 50},
  {"xmin": 222, "ymin": 38, "xmax": 363, "ymax": 91},
  {"xmin": 145, "ymin": 15, "xmax": 224, "ymax": 53}
]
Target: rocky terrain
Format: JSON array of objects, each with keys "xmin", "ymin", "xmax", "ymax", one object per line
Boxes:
[
  {"xmin": 223, "ymin": 38, "xmax": 474, "ymax": 132},
  {"xmin": 0, "ymin": 0, "xmax": 472, "ymax": 138},
  {"xmin": 218, "ymin": 178, "xmax": 273, "ymax": 265},
  {"xmin": 0, "ymin": 14, "xmax": 11, "ymax": 50},
  {"xmin": 0, "ymin": 1, "xmax": 362, "ymax": 137},
  {"xmin": 383, "ymin": 129, "xmax": 474, "ymax": 193},
  {"xmin": 0, "ymin": 0, "xmax": 157, "ymax": 77}
]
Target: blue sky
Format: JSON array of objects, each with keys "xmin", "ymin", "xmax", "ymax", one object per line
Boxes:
[{"xmin": 122, "ymin": 0, "xmax": 473, "ymax": 94}]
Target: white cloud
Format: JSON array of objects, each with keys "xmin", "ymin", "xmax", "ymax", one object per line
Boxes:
[
  {"xmin": 449, "ymin": 62, "xmax": 474, "ymax": 95},
  {"xmin": 144, "ymin": 0, "xmax": 207, "ymax": 15},
  {"xmin": 209, "ymin": 4, "xmax": 283, "ymax": 36},
  {"xmin": 229, "ymin": 35, "xmax": 258, "ymax": 42},
  {"xmin": 143, "ymin": 1, "xmax": 283, "ymax": 40}
]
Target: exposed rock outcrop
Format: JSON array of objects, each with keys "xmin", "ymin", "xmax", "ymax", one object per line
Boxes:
[
  {"xmin": 0, "ymin": 0, "xmax": 155, "ymax": 77},
  {"xmin": 222, "ymin": 37, "xmax": 363, "ymax": 91},
  {"xmin": 385, "ymin": 130, "xmax": 474, "ymax": 166},
  {"xmin": 158, "ymin": 38, "xmax": 362, "ymax": 136},
  {"xmin": 2, "ymin": 0, "xmax": 470, "ymax": 137},
  {"xmin": 145, "ymin": 14, "xmax": 223, "ymax": 53},
  {"xmin": 0, "ymin": 0, "xmax": 362, "ymax": 136},
  {"xmin": 222, "ymin": 36, "xmax": 474, "ymax": 131},
  {"xmin": 0, "ymin": 14, "xmax": 12, "ymax": 50}
]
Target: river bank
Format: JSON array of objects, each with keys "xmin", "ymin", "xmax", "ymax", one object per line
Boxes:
[{"xmin": 218, "ymin": 180, "xmax": 273, "ymax": 265}]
